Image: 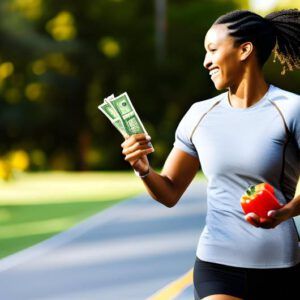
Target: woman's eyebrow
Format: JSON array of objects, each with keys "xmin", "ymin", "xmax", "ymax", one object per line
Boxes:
[{"xmin": 205, "ymin": 42, "xmax": 216, "ymax": 50}]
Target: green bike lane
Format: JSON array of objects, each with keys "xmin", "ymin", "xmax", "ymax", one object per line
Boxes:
[{"xmin": 0, "ymin": 179, "xmax": 207, "ymax": 299}]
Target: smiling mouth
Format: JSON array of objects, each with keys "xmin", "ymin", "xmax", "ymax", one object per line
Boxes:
[{"xmin": 209, "ymin": 68, "xmax": 220, "ymax": 78}]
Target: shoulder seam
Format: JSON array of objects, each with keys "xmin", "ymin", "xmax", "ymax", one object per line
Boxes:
[
  {"xmin": 268, "ymin": 99, "xmax": 292, "ymax": 204},
  {"xmin": 189, "ymin": 99, "xmax": 222, "ymax": 144},
  {"xmin": 267, "ymin": 100, "xmax": 291, "ymax": 137}
]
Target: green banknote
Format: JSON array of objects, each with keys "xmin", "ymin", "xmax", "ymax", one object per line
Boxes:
[
  {"xmin": 107, "ymin": 92, "xmax": 148, "ymax": 136},
  {"xmin": 99, "ymin": 92, "xmax": 152, "ymax": 149},
  {"xmin": 98, "ymin": 95, "xmax": 128, "ymax": 137}
]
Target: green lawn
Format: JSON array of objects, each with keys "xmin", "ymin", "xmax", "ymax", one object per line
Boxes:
[
  {"xmin": 0, "ymin": 171, "xmax": 148, "ymax": 259},
  {"xmin": 0, "ymin": 171, "xmax": 298, "ymax": 259},
  {"xmin": 0, "ymin": 170, "xmax": 206, "ymax": 259}
]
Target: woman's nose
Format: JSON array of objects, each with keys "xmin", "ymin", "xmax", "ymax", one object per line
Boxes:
[{"xmin": 203, "ymin": 53, "xmax": 212, "ymax": 69}]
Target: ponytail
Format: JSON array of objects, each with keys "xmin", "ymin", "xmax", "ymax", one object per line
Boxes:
[{"xmin": 265, "ymin": 9, "xmax": 300, "ymax": 75}]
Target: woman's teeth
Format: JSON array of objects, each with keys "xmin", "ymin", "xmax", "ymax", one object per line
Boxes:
[{"xmin": 209, "ymin": 69, "xmax": 219, "ymax": 76}]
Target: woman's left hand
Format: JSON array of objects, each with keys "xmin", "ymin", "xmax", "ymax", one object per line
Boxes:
[{"xmin": 245, "ymin": 204, "xmax": 293, "ymax": 229}]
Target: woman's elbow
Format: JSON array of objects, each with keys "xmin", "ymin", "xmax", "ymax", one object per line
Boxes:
[
  {"xmin": 164, "ymin": 201, "xmax": 175, "ymax": 208},
  {"xmin": 155, "ymin": 195, "xmax": 179, "ymax": 208}
]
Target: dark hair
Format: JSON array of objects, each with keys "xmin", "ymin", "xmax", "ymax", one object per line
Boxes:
[{"xmin": 213, "ymin": 9, "xmax": 300, "ymax": 75}]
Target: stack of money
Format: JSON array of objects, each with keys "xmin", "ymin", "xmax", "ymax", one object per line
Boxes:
[{"xmin": 98, "ymin": 92, "xmax": 148, "ymax": 138}]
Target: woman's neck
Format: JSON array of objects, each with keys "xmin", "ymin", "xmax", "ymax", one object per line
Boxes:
[{"xmin": 227, "ymin": 71, "xmax": 269, "ymax": 109}]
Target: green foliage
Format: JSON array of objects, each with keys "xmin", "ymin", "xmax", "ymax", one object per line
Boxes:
[{"xmin": 0, "ymin": 0, "xmax": 299, "ymax": 170}]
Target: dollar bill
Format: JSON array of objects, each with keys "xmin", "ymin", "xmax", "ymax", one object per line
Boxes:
[
  {"xmin": 99, "ymin": 92, "xmax": 152, "ymax": 148},
  {"xmin": 98, "ymin": 95, "xmax": 128, "ymax": 137},
  {"xmin": 107, "ymin": 92, "xmax": 148, "ymax": 136},
  {"xmin": 98, "ymin": 94, "xmax": 115, "ymax": 122}
]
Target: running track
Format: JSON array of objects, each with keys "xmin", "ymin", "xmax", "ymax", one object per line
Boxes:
[{"xmin": 0, "ymin": 180, "xmax": 208, "ymax": 300}]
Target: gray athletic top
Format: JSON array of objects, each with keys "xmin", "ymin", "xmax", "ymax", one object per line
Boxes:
[{"xmin": 174, "ymin": 84, "xmax": 300, "ymax": 268}]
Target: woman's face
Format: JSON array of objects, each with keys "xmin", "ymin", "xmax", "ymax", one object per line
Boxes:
[{"xmin": 203, "ymin": 24, "xmax": 244, "ymax": 90}]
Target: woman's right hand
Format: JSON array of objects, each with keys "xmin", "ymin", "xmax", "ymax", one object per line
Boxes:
[{"xmin": 121, "ymin": 133, "xmax": 154, "ymax": 174}]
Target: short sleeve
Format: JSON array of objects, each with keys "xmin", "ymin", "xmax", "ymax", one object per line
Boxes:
[
  {"xmin": 173, "ymin": 105, "xmax": 198, "ymax": 158},
  {"xmin": 274, "ymin": 90, "xmax": 300, "ymax": 152},
  {"xmin": 291, "ymin": 99, "xmax": 300, "ymax": 151}
]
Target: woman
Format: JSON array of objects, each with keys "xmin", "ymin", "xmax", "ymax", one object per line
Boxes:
[{"xmin": 121, "ymin": 9, "xmax": 300, "ymax": 300}]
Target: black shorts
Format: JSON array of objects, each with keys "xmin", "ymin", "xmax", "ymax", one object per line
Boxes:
[{"xmin": 193, "ymin": 257, "xmax": 300, "ymax": 300}]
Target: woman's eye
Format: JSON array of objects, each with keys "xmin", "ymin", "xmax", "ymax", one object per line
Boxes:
[{"xmin": 210, "ymin": 49, "xmax": 217, "ymax": 52}]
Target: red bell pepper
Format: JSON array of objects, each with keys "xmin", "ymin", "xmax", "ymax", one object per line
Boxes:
[{"xmin": 240, "ymin": 183, "xmax": 282, "ymax": 218}]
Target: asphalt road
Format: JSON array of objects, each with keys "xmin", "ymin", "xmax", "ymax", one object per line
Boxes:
[{"xmin": 0, "ymin": 179, "xmax": 208, "ymax": 300}]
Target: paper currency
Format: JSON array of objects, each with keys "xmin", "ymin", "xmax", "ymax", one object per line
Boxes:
[
  {"xmin": 107, "ymin": 93, "xmax": 148, "ymax": 135},
  {"xmin": 98, "ymin": 92, "xmax": 148, "ymax": 137},
  {"xmin": 98, "ymin": 94, "xmax": 128, "ymax": 137}
]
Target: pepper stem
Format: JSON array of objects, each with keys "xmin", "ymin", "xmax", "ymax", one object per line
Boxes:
[{"xmin": 246, "ymin": 185, "xmax": 256, "ymax": 196}]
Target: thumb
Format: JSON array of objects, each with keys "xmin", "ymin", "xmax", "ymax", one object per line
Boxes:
[{"xmin": 267, "ymin": 206, "xmax": 288, "ymax": 219}]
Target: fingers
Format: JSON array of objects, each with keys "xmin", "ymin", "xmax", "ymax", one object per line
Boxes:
[
  {"xmin": 122, "ymin": 140, "xmax": 152, "ymax": 156},
  {"xmin": 245, "ymin": 213, "xmax": 260, "ymax": 227},
  {"xmin": 245, "ymin": 213, "xmax": 278, "ymax": 229},
  {"xmin": 267, "ymin": 210, "xmax": 276, "ymax": 218},
  {"xmin": 121, "ymin": 134, "xmax": 152, "ymax": 154},
  {"xmin": 120, "ymin": 134, "xmax": 154, "ymax": 163},
  {"xmin": 245, "ymin": 204, "xmax": 290, "ymax": 229},
  {"xmin": 259, "ymin": 218, "xmax": 277, "ymax": 229},
  {"xmin": 124, "ymin": 147, "xmax": 154, "ymax": 162},
  {"xmin": 121, "ymin": 133, "xmax": 151, "ymax": 148}
]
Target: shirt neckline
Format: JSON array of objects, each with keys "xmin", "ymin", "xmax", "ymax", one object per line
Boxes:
[{"xmin": 224, "ymin": 84, "xmax": 273, "ymax": 112}]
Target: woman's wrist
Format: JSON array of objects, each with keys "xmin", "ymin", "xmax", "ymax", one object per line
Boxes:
[
  {"xmin": 290, "ymin": 194, "xmax": 300, "ymax": 217},
  {"xmin": 134, "ymin": 167, "xmax": 150, "ymax": 178},
  {"xmin": 283, "ymin": 195, "xmax": 300, "ymax": 218}
]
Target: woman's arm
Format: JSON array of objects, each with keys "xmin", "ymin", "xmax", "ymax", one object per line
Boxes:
[{"xmin": 121, "ymin": 133, "xmax": 200, "ymax": 207}]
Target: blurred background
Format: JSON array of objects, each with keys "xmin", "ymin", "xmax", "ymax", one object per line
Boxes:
[
  {"xmin": 0, "ymin": 0, "xmax": 299, "ymax": 259},
  {"xmin": 0, "ymin": 0, "xmax": 299, "ymax": 176}
]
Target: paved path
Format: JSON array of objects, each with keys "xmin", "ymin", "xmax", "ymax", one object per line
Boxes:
[{"xmin": 0, "ymin": 180, "xmax": 208, "ymax": 300}]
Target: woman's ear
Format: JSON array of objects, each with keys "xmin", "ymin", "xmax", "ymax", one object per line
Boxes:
[{"xmin": 240, "ymin": 42, "xmax": 253, "ymax": 61}]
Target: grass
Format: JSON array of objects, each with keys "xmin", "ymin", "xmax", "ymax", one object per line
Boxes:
[
  {"xmin": 0, "ymin": 171, "xmax": 148, "ymax": 259},
  {"xmin": 1, "ymin": 171, "xmax": 296, "ymax": 259}
]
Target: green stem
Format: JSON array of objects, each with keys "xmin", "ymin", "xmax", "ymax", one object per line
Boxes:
[{"xmin": 246, "ymin": 185, "xmax": 256, "ymax": 196}]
